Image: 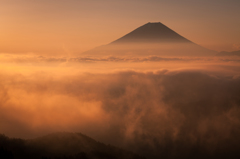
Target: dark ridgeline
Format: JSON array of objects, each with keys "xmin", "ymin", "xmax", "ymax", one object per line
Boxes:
[
  {"xmin": 110, "ymin": 22, "xmax": 191, "ymax": 44},
  {"xmin": 82, "ymin": 22, "xmax": 216, "ymax": 57},
  {"xmin": 0, "ymin": 133, "xmax": 145, "ymax": 159},
  {"xmin": 0, "ymin": 147, "xmax": 14, "ymax": 159},
  {"xmin": 1, "ymin": 131, "xmax": 240, "ymax": 159}
]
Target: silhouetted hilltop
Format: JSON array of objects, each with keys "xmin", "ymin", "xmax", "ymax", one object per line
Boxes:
[
  {"xmin": 217, "ymin": 50, "xmax": 240, "ymax": 56},
  {"xmin": 82, "ymin": 22, "xmax": 216, "ymax": 57},
  {"xmin": 0, "ymin": 133, "xmax": 145, "ymax": 159},
  {"xmin": 111, "ymin": 22, "xmax": 191, "ymax": 44}
]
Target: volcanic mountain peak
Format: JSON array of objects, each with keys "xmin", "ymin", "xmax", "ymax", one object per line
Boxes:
[
  {"xmin": 110, "ymin": 22, "xmax": 192, "ymax": 44},
  {"xmin": 82, "ymin": 22, "xmax": 217, "ymax": 56}
]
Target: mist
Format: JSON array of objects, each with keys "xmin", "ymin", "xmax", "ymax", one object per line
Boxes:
[{"xmin": 0, "ymin": 52, "xmax": 240, "ymax": 158}]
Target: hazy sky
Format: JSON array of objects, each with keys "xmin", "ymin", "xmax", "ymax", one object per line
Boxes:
[{"xmin": 0, "ymin": 0, "xmax": 240, "ymax": 54}]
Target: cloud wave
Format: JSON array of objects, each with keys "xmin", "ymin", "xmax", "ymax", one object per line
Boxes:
[{"xmin": 0, "ymin": 69, "xmax": 240, "ymax": 158}]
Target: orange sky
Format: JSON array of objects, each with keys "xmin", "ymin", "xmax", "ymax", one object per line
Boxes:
[{"xmin": 0, "ymin": 0, "xmax": 240, "ymax": 55}]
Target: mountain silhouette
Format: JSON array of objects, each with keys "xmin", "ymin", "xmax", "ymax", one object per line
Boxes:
[
  {"xmin": 0, "ymin": 133, "xmax": 145, "ymax": 159},
  {"xmin": 82, "ymin": 22, "xmax": 216, "ymax": 57},
  {"xmin": 111, "ymin": 22, "xmax": 191, "ymax": 44}
]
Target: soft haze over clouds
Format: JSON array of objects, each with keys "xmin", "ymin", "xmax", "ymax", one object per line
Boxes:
[
  {"xmin": 0, "ymin": 49, "xmax": 240, "ymax": 159},
  {"xmin": 0, "ymin": 63, "xmax": 240, "ymax": 158},
  {"xmin": 0, "ymin": 0, "xmax": 239, "ymax": 54},
  {"xmin": 1, "ymin": 1, "xmax": 240, "ymax": 158}
]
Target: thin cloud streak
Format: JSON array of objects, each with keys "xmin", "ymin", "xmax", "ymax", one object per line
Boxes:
[{"xmin": 1, "ymin": 53, "xmax": 240, "ymax": 63}]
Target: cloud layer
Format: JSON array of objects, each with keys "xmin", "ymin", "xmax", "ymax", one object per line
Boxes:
[
  {"xmin": 0, "ymin": 66, "xmax": 240, "ymax": 158},
  {"xmin": 1, "ymin": 53, "xmax": 240, "ymax": 63}
]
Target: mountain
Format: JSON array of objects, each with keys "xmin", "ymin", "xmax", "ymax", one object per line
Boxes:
[
  {"xmin": 0, "ymin": 133, "xmax": 145, "ymax": 159},
  {"xmin": 82, "ymin": 22, "xmax": 216, "ymax": 57},
  {"xmin": 217, "ymin": 50, "xmax": 240, "ymax": 56},
  {"xmin": 111, "ymin": 22, "xmax": 191, "ymax": 44}
]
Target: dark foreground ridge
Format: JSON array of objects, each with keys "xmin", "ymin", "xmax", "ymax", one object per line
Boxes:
[{"xmin": 0, "ymin": 132, "xmax": 145, "ymax": 159}]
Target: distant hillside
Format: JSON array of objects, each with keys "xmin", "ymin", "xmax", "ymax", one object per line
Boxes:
[
  {"xmin": 82, "ymin": 22, "xmax": 216, "ymax": 57},
  {"xmin": 217, "ymin": 50, "xmax": 240, "ymax": 56},
  {"xmin": 0, "ymin": 133, "xmax": 145, "ymax": 159}
]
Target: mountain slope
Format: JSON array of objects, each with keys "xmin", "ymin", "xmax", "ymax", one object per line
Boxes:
[
  {"xmin": 111, "ymin": 22, "xmax": 191, "ymax": 44},
  {"xmin": 0, "ymin": 133, "xmax": 145, "ymax": 159},
  {"xmin": 82, "ymin": 22, "xmax": 216, "ymax": 57}
]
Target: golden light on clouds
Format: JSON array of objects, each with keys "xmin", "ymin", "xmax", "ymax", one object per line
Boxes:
[{"xmin": 1, "ymin": 1, "xmax": 240, "ymax": 158}]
